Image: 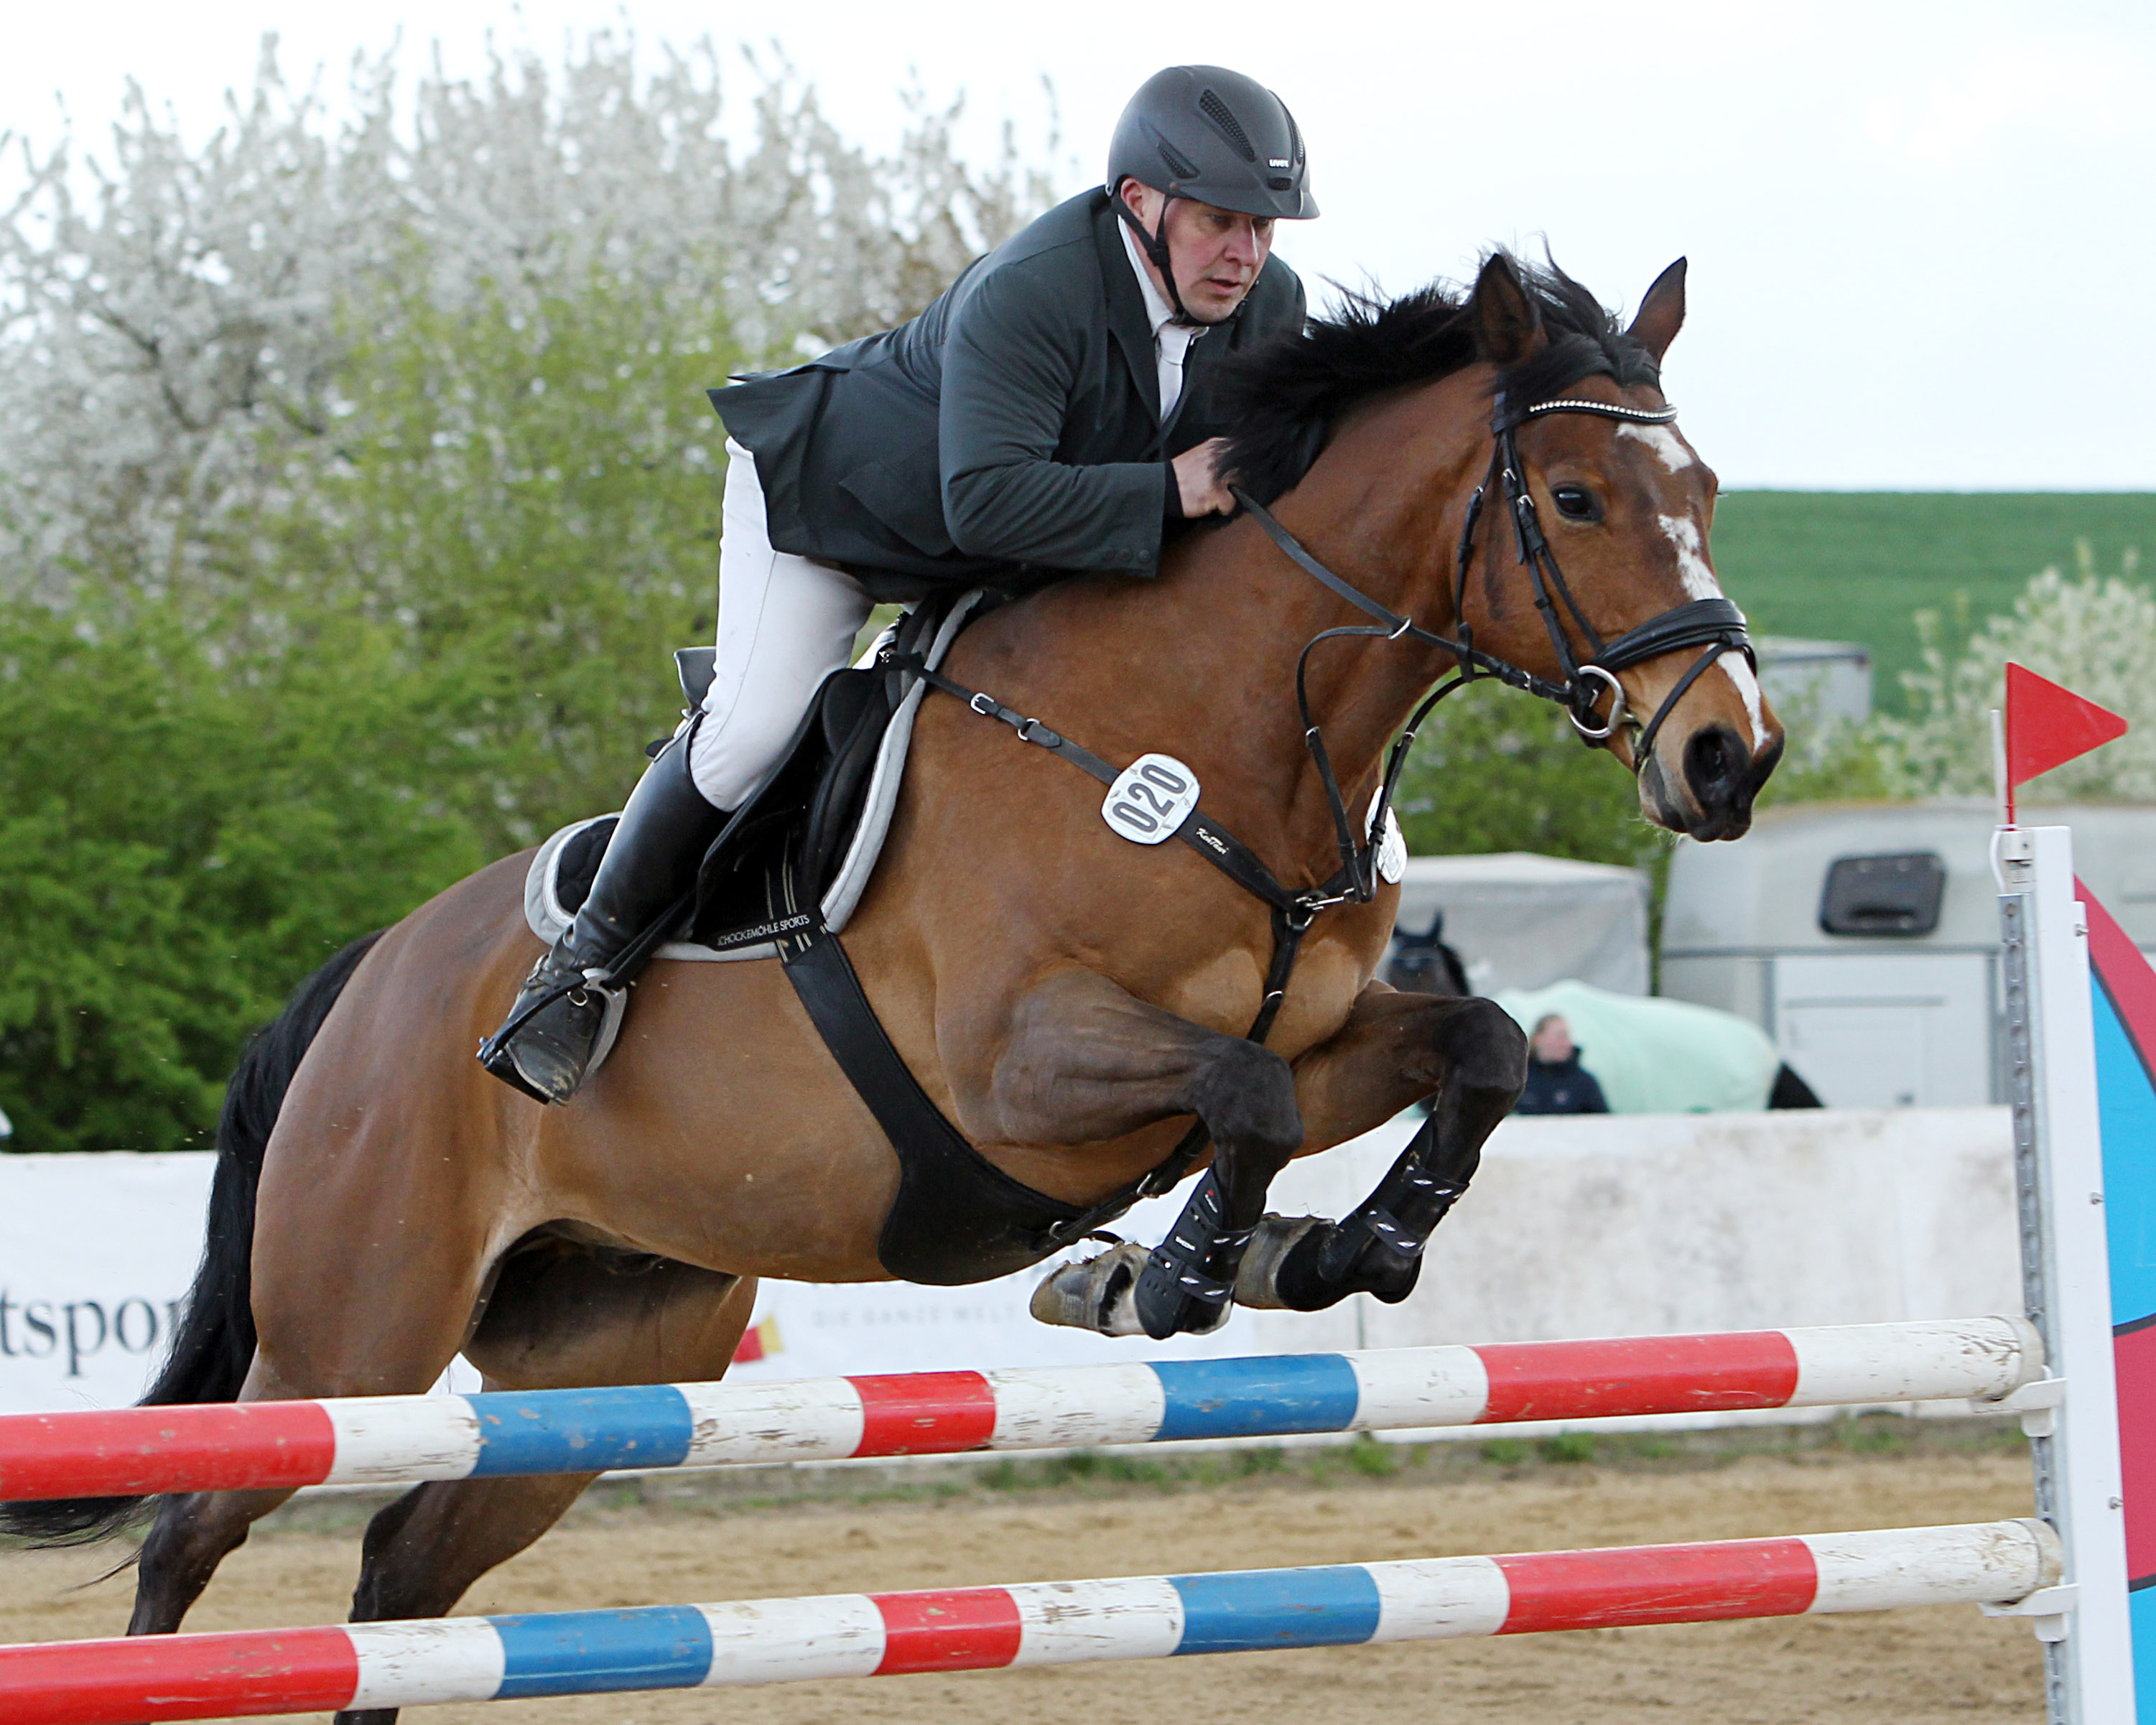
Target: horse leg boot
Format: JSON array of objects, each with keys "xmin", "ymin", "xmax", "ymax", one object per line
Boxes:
[
  {"xmin": 979, "ymin": 967, "xmax": 1305, "ymax": 1342},
  {"xmin": 479, "ymin": 730, "xmax": 726, "ymax": 1104},
  {"xmin": 1246, "ymin": 992, "xmax": 1525, "ymax": 1313}
]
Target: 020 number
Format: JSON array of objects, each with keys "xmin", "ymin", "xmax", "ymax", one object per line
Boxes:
[{"xmin": 1100, "ymin": 754, "xmax": 1202, "ymax": 846}]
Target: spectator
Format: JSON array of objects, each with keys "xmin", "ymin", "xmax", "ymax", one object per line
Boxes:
[{"xmin": 1515, "ymin": 1014, "xmax": 1609, "ymax": 1115}]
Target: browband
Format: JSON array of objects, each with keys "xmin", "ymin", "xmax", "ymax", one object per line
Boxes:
[{"xmin": 1513, "ymin": 397, "xmax": 1679, "ymax": 426}]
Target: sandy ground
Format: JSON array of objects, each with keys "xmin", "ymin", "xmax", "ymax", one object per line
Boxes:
[{"xmin": 0, "ymin": 1433, "xmax": 2045, "ymax": 1724}]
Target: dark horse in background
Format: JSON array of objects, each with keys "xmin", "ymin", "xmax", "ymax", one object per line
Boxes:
[{"xmin": 6, "ymin": 252, "xmax": 1780, "ymax": 1722}]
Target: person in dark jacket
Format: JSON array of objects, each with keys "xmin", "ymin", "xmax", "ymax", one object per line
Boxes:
[
  {"xmin": 1514, "ymin": 1015, "xmax": 1611, "ymax": 1116},
  {"xmin": 484, "ymin": 66, "xmax": 1318, "ymax": 1104}
]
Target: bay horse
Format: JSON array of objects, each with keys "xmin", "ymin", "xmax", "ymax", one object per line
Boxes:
[{"xmin": 10, "ymin": 252, "xmax": 1780, "ymax": 1718}]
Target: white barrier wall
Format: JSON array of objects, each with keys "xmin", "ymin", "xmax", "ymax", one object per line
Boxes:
[{"xmin": 0, "ymin": 1107, "xmax": 2020, "ymax": 1415}]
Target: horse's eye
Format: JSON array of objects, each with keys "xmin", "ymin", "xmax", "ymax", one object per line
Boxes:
[{"xmin": 1551, "ymin": 485, "xmax": 1599, "ymax": 521}]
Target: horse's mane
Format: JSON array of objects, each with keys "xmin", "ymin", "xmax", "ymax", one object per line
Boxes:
[{"xmin": 1218, "ymin": 251, "xmax": 1664, "ymax": 506}]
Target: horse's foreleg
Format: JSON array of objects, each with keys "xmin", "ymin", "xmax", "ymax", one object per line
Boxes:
[
  {"xmin": 986, "ymin": 968, "xmax": 1304, "ymax": 1339},
  {"xmin": 1244, "ymin": 986, "xmax": 1525, "ymax": 1312}
]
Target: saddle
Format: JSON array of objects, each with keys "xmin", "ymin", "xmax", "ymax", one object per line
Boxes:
[
  {"xmin": 525, "ymin": 594, "xmax": 981, "ymax": 964},
  {"xmin": 524, "ymin": 592, "xmax": 1091, "ymax": 1285}
]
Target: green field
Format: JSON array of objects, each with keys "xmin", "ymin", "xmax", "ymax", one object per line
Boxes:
[{"xmin": 1709, "ymin": 492, "xmax": 2156, "ymax": 709}]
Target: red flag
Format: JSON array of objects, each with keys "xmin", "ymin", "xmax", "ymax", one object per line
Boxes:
[{"xmin": 2004, "ymin": 661, "xmax": 2127, "ymax": 822}]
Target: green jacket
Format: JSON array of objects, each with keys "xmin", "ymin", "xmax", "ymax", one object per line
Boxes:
[{"xmin": 710, "ymin": 188, "xmax": 1306, "ymax": 600}]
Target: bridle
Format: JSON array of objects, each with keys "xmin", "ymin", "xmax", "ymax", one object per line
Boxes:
[{"xmin": 1232, "ymin": 386, "xmax": 1756, "ymax": 907}]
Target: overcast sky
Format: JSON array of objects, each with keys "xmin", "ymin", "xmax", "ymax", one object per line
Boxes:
[{"xmin": 4, "ymin": 0, "xmax": 2150, "ymax": 490}]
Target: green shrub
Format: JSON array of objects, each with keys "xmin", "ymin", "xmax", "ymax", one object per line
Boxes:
[
  {"xmin": 0, "ymin": 601, "xmax": 485, "ymax": 1151},
  {"xmin": 1346, "ymin": 1433, "xmax": 1398, "ymax": 1477},
  {"xmin": 1393, "ymin": 679, "xmax": 1669, "ymax": 872}
]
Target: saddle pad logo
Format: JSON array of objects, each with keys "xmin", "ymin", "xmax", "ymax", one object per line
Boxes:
[{"xmin": 1102, "ymin": 754, "xmax": 1201, "ymax": 846}]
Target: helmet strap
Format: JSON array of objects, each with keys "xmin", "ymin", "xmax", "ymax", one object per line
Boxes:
[{"xmin": 1113, "ymin": 187, "xmax": 1200, "ymax": 326}]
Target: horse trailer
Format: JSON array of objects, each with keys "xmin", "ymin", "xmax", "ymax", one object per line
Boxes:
[{"xmin": 1659, "ymin": 800, "xmax": 2156, "ymax": 1107}]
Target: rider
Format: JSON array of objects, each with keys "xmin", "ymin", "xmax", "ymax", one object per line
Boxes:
[{"xmin": 483, "ymin": 65, "xmax": 1318, "ymax": 1104}]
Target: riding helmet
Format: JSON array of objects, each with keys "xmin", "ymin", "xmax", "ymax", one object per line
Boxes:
[{"xmin": 1105, "ymin": 66, "xmax": 1318, "ymax": 220}]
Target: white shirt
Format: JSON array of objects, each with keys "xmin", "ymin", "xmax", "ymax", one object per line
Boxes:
[{"xmin": 1119, "ymin": 218, "xmax": 1202, "ymax": 422}]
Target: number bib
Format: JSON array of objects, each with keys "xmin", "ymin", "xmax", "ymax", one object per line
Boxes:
[
  {"xmin": 1375, "ymin": 806, "xmax": 1407, "ymax": 883},
  {"xmin": 1367, "ymin": 791, "xmax": 1407, "ymax": 884},
  {"xmin": 1101, "ymin": 753, "xmax": 1201, "ymax": 846}
]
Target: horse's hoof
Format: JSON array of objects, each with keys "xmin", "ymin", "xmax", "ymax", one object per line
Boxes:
[
  {"xmin": 1231, "ymin": 1214, "xmax": 1331, "ymax": 1310},
  {"xmin": 1028, "ymin": 1242, "xmax": 1152, "ymax": 1336}
]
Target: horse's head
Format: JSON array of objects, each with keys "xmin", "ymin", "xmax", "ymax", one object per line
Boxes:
[{"xmin": 1455, "ymin": 252, "xmax": 1783, "ymax": 840}]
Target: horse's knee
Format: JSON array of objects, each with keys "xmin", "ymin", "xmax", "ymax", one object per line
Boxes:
[
  {"xmin": 1434, "ymin": 997, "xmax": 1528, "ymax": 1096},
  {"xmin": 1188, "ymin": 1037, "xmax": 1303, "ymax": 1164}
]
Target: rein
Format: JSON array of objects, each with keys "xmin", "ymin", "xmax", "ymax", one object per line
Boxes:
[
  {"xmin": 898, "ymin": 387, "xmax": 1752, "ymax": 1244},
  {"xmin": 1233, "ymin": 389, "xmax": 1753, "ymax": 905}
]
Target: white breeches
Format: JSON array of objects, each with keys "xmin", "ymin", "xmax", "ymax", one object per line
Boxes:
[{"xmin": 687, "ymin": 439, "xmax": 875, "ymax": 810}]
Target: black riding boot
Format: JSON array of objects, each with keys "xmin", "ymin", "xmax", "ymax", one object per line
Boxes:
[{"xmin": 478, "ymin": 734, "xmax": 727, "ymax": 1104}]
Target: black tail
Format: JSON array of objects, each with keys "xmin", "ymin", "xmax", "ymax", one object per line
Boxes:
[{"xmin": 0, "ymin": 931, "xmax": 386, "ymax": 1545}]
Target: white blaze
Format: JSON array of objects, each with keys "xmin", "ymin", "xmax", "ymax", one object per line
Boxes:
[
  {"xmin": 1656, "ymin": 513, "xmax": 1720, "ymax": 601},
  {"xmin": 1617, "ymin": 422, "xmax": 1695, "ymax": 472},
  {"xmin": 1655, "ymin": 513, "xmax": 1768, "ymax": 750}
]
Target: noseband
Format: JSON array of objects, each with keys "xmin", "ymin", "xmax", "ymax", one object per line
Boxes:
[{"xmin": 1230, "ymin": 388, "xmax": 1755, "ymax": 904}]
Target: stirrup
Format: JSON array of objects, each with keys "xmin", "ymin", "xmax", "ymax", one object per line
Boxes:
[{"xmin": 478, "ymin": 948, "xmax": 628, "ymax": 1105}]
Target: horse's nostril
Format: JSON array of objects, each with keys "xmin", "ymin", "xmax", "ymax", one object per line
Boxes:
[{"xmin": 1685, "ymin": 725, "xmax": 1742, "ymax": 798}]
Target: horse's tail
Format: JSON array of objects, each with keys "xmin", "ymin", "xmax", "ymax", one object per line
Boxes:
[{"xmin": 0, "ymin": 930, "xmax": 386, "ymax": 1545}]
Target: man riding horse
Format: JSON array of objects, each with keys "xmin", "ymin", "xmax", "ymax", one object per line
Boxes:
[
  {"xmin": 485, "ymin": 65, "xmax": 1318, "ymax": 1105},
  {"xmin": 10, "ymin": 52, "xmax": 1782, "ymax": 1658}
]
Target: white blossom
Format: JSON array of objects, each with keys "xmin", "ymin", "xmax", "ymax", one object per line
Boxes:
[{"xmin": 0, "ymin": 33, "xmax": 1053, "ymax": 605}]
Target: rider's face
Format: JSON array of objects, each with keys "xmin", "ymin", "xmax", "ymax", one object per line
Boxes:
[{"xmin": 1120, "ymin": 182, "xmax": 1276, "ymax": 323}]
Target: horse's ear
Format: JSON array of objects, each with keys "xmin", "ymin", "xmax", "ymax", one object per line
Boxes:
[
  {"xmin": 1472, "ymin": 253, "xmax": 1544, "ymax": 366},
  {"xmin": 1627, "ymin": 257, "xmax": 1687, "ymax": 362}
]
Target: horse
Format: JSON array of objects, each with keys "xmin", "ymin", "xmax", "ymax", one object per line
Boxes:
[{"xmin": 7, "ymin": 251, "xmax": 1780, "ymax": 1721}]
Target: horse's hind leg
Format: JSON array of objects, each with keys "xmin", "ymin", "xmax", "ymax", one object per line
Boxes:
[
  {"xmin": 124, "ymin": 1178, "xmax": 497, "ymax": 1643},
  {"xmin": 124, "ymin": 1289, "xmax": 470, "ymax": 1639},
  {"xmin": 335, "ymin": 1252, "xmax": 754, "ymax": 1725},
  {"xmin": 126, "ymin": 1485, "xmax": 299, "ymax": 1635},
  {"xmin": 1248, "ymin": 985, "xmax": 1525, "ymax": 1312},
  {"xmin": 124, "ymin": 1307, "xmax": 474, "ymax": 1639}
]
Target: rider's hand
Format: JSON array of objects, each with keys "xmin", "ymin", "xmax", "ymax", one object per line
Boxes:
[{"xmin": 1172, "ymin": 438, "xmax": 1236, "ymax": 517}]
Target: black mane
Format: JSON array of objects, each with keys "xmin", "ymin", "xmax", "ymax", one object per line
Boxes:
[{"xmin": 1217, "ymin": 251, "xmax": 1664, "ymax": 506}]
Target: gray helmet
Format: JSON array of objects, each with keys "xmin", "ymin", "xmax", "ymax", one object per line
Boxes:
[{"xmin": 1106, "ymin": 66, "xmax": 1317, "ymax": 221}]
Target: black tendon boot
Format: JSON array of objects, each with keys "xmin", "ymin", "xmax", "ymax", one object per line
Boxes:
[
  {"xmin": 479, "ymin": 734, "xmax": 726, "ymax": 1103},
  {"xmin": 1268, "ymin": 1123, "xmax": 1480, "ymax": 1312},
  {"xmin": 1133, "ymin": 1170, "xmax": 1252, "ymax": 1339}
]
